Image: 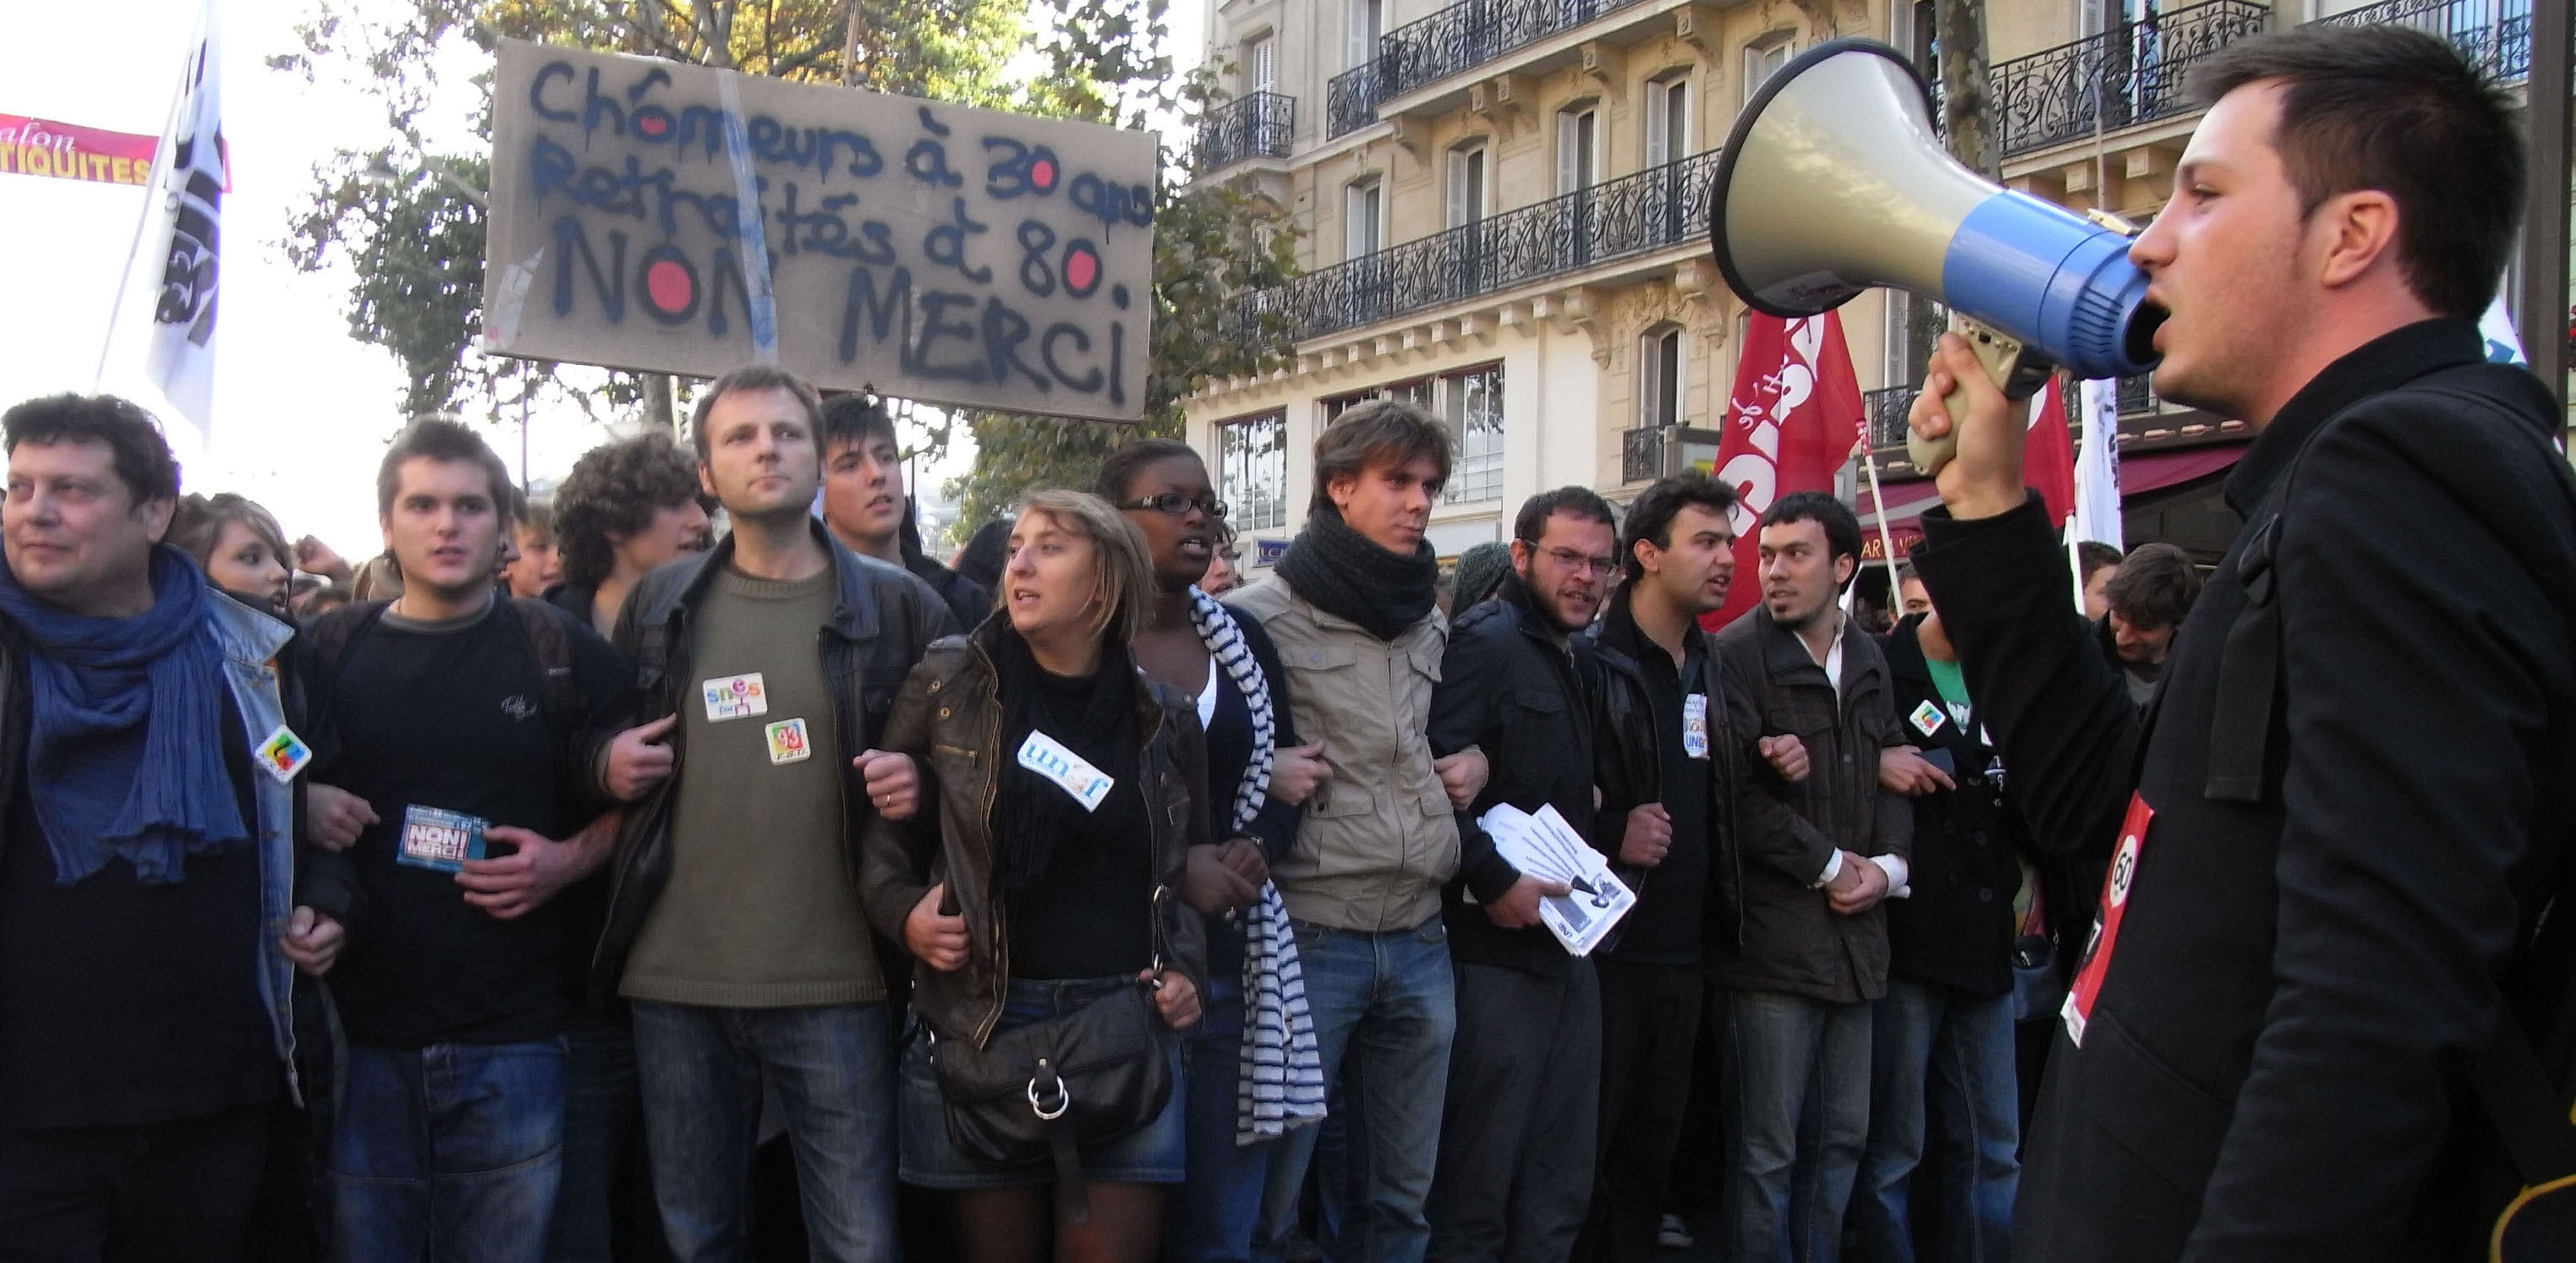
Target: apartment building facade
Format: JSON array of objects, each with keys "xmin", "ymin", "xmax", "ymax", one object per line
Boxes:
[{"xmin": 1180, "ymin": 0, "xmax": 2559, "ymax": 571}]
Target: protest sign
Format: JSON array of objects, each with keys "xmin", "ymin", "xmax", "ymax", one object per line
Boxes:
[{"xmin": 485, "ymin": 40, "xmax": 1157, "ymax": 422}]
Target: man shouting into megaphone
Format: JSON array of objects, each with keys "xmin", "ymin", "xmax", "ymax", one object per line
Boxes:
[{"xmin": 1905, "ymin": 25, "xmax": 2576, "ymax": 1263}]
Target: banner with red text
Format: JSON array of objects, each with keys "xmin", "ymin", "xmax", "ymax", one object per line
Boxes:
[
  {"xmin": 1704, "ymin": 310, "xmax": 1865, "ymax": 631},
  {"xmin": 0, "ymin": 115, "xmax": 162, "ymax": 187}
]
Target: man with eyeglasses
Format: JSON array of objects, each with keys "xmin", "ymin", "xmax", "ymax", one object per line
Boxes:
[{"xmin": 1423, "ymin": 487, "xmax": 1633, "ymax": 1261}]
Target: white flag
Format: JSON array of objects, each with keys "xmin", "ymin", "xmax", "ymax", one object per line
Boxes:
[
  {"xmin": 104, "ymin": 0, "xmax": 224, "ymax": 434},
  {"xmin": 2479, "ymin": 293, "xmax": 2527, "ymax": 366},
  {"xmin": 2071, "ymin": 377, "xmax": 2124, "ymax": 550}
]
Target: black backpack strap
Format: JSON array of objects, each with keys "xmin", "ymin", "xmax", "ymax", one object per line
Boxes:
[
  {"xmin": 300, "ymin": 599, "xmax": 392, "ymax": 767},
  {"xmin": 507, "ymin": 597, "xmax": 580, "ymax": 733}
]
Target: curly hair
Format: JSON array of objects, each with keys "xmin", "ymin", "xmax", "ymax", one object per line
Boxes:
[{"xmin": 554, "ymin": 432, "xmax": 709, "ymax": 589}]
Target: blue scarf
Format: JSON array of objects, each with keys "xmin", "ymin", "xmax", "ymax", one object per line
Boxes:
[{"xmin": 0, "ymin": 544, "xmax": 247, "ymax": 885}]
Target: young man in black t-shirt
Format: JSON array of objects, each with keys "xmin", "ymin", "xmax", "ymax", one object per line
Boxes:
[{"xmin": 310, "ymin": 420, "xmax": 629, "ymax": 1263}]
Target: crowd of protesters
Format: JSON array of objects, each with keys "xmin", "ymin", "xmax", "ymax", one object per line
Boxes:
[{"xmin": 2, "ymin": 24, "xmax": 2572, "ymax": 1263}]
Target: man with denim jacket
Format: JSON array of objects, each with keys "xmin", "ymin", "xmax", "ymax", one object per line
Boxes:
[{"xmin": 0, "ymin": 394, "xmax": 348, "ymax": 1258}]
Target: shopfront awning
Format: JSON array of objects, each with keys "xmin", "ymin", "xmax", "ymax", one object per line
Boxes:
[{"xmin": 1853, "ymin": 444, "xmax": 2250, "ymax": 556}]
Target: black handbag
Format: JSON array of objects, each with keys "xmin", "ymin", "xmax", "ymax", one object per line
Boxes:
[{"xmin": 927, "ymin": 887, "xmax": 1176, "ymax": 1222}]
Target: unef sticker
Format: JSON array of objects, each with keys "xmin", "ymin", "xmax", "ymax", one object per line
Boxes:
[
  {"xmin": 1017, "ymin": 731, "xmax": 1115, "ymax": 812},
  {"xmin": 1681, "ymin": 694, "xmax": 1712, "ymax": 760},
  {"xmin": 2062, "ymin": 791, "xmax": 2154, "ymax": 1047},
  {"xmin": 1909, "ymin": 700, "xmax": 1947, "ymax": 738},
  {"xmin": 255, "ymin": 725, "xmax": 312, "ymax": 785},
  {"xmin": 702, "ymin": 672, "xmax": 769, "ymax": 722},
  {"xmin": 765, "ymin": 718, "xmax": 813, "ymax": 764},
  {"xmin": 396, "ymin": 806, "xmax": 487, "ymax": 873}
]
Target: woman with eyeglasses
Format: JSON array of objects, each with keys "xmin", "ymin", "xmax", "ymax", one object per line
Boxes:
[
  {"xmin": 861, "ymin": 489, "xmax": 1207, "ymax": 1263},
  {"xmin": 1097, "ymin": 440, "xmax": 1332, "ymax": 1260}
]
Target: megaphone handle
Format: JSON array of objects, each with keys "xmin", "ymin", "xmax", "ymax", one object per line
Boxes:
[{"xmin": 1907, "ymin": 314, "xmax": 2051, "ymax": 478}]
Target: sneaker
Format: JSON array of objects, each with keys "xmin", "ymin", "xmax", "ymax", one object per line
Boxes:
[{"xmin": 1657, "ymin": 1214, "xmax": 1695, "ymax": 1250}]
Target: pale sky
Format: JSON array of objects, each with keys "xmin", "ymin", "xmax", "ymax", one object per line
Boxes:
[{"xmin": 0, "ymin": 0, "xmax": 1207, "ymax": 560}]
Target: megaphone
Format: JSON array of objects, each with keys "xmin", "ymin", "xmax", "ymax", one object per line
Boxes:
[{"xmin": 1708, "ymin": 38, "xmax": 2164, "ymax": 473}]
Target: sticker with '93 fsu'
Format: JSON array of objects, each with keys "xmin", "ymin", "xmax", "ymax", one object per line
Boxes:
[
  {"xmin": 765, "ymin": 718, "xmax": 812, "ymax": 765},
  {"xmin": 255, "ymin": 725, "xmax": 312, "ymax": 785},
  {"xmin": 397, "ymin": 806, "xmax": 487, "ymax": 873}
]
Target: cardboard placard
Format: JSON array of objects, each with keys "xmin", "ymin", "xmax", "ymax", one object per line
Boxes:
[{"xmin": 485, "ymin": 40, "xmax": 1156, "ymax": 422}]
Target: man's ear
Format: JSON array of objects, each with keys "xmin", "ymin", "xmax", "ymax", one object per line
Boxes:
[{"xmin": 2315, "ymin": 189, "xmax": 2402, "ymax": 291}]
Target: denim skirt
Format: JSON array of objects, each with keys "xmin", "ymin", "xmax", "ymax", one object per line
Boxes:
[{"xmin": 897, "ymin": 975, "xmax": 1187, "ymax": 1189}]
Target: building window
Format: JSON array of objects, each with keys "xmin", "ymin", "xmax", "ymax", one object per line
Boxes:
[
  {"xmin": 1645, "ymin": 74, "xmax": 1690, "ymax": 167},
  {"xmin": 1555, "ymin": 105, "xmax": 1599, "ymax": 194},
  {"xmin": 1345, "ymin": 179, "xmax": 1383, "ymax": 260},
  {"xmin": 1321, "ymin": 364, "xmax": 1508, "ymax": 505},
  {"xmin": 1347, "ymin": 0, "xmax": 1382, "ymax": 69},
  {"xmin": 1641, "ymin": 325, "xmax": 1684, "ymax": 429},
  {"xmin": 1248, "ymin": 36, "xmax": 1276, "ymax": 92},
  {"xmin": 1745, "ymin": 36, "xmax": 1795, "ymax": 105},
  {"xmin": 1446, "ymin": 144, "xmax": 1488, "ymax": 228},
  {"xmin": 1218, "ymin": 411, "xmax": 1288, "ymax": 533}
]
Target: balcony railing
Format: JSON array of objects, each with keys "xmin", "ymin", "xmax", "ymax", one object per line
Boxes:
[
  {"xmin": 1326, "ymin": 64, "xmax": 1382, "ymax": 139},
  {"xmin": 1190, "ymin": 91, "xmax": 1296, "ymax": 176},
  {"xmin": 1863, "ymin": 385, "xmax": 1915, "ymax": 451},
  {"xmin": 2312, "ymin": 0, "xmax": 2532, "ymax": 81},
  {"xmin": 1241, "ymin": 148, "xmax": 1722, "ymax": 345},
  {"xmin": 1622, "ymin": 426, "xmax": 1667, "ymax": 484},
  {"xmin": 1378, "ymin": 0, "xmax": 1663, "ymax": 105},
  {"xmin": 1991, "ymin": 0, "xmax": 2269, "ymax": 158}
]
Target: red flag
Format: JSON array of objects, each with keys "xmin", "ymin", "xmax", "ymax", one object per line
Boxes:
[
  {"xmin": 1702, "ymin": 311, "xmax": 1864, "ymax": 631},
  {"xmin": 2026, "ymin": 375, "xmax": 2076, "ymax": 529}
]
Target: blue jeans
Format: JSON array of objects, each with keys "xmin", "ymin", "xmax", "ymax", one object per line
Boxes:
[
  {"xmin": 1255, "ymin": 917, "xmax": 1455, "ymax": 1263},
  {"xmin": 629, "ymin": 1002, "xmax": 896, "ymax": 1263},
  {"xmin": 1851, "ymin": 980, "xmax": 2020, "ymax": 1263},
  {"xmin": 547, "ymin": 1011, "xmax": 640, "ymax": 1263},
  {"xmin": 1724, "ymin": 991, "xmax": 1872, "ymax": 1263},
  {"xmin": 329, "ymin": 1038, "xmax": 568, "ymax": 1263},
  {"xmin": 1168, "ymin": 978, "xmax": 1276, "ymax": 1261}
]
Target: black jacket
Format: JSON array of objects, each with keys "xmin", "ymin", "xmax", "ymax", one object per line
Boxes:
[
  {"xmin": 1712, "ymin": 604, "xmax": 1911, "ymax": 1004},
  {"xmin": 1912, "ymin": 320, "xmax": 2576, "ymax": 1260},
  {"xmin": 900, "ymin": 500, "xmax": 992, "ymax": 632},
  {"xmin": 1878, "ymin": 615, "xmax": 2032, "ymax": 998},
  {"xmin": 1590, "ymin": 586, "xmax": 1744, "ymax": 956},
  {"xmin": 1429, "ymin": 577, "xmax": 1611, "ymax": 976},
  {"xmin": 856, "ymin": 616, "xmax": 1208, "ymax": 1047},
  {"xmin": 593, "ymin": 522, "xmax": 958, "ymax": 999}
]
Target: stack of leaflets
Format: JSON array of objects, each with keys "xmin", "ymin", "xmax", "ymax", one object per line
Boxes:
[{"xmin": 1477, "ymin": 802, "xmax": 1638, "ymax": 956}]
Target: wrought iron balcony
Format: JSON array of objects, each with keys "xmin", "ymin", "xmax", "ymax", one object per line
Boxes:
[
  {"xmin": 1326, "ymin": 64, "xmax": 1382, "ymax": 139},
  {"xmin": 1190, "ymin": 91, "xmax": 1296, "ymax": 176},
  {"xmin": 1620, "ymin": 424, "xmax": 1718, "ymax": 483},
  {"xmin": 2311, "ymin": 0, "xmax": 2532, "ymax": 82},
  {"xmin": 1240, "ymin": 148, "xmax": 1722, "ymax": 345},
  {"xmin": 1863, "ymin": 385, "xmax": 1915, "ymax": 451},
  {"xmin": 1991, "ymin": 0, "xmax": 2269, "ymax": 159},
  {"xmin": 2116, "ymin": 373, "xmax": 2157, "ymax": 416},
  {"xmin": 1373, "ymin": 0, "xmax": 1663, "ymax": 107}
]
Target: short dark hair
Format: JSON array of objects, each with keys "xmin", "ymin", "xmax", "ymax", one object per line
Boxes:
[
  {"xmin": 2106, "ymin": 543, "xmax": 2202, "ymax": 630},
  {"xmin": 1513, "ymin": 486, "xmax": 1617, "ymax": 544},
  {"xmin": 1312, "ymin": 400, "xmax": 1452, "ymax": 510},
  {"xmin": 1095, "ymin": 438, "xmax": 1203, "ymax": 502},
  {"xmin": 819, "ymin": 391, "xmax": 897, "ymax": 456},
  {"xmin": 1760, "ymin": 490, "xmax": 1863, "ymax": 577},
  {"xmin": 1, "ymin": 393, "xmax": 180, "ymax": 507},
  {"xmin": 956, "ymin": 517, "xmax": 1012, "ymax": 590},
  {"xmin": 377, "ymin": 418, "xmax": 517, "ymax": 525},
  {"xmin": 554, "ymin": 433, "xmax": 708, "ymax": 589},
  {"xmin": 2077, "ymin": 540, "xmax": 2125, "ymax": 585},
  {"xmin": 691, "ymin": 365, "xmax": 825, "ymax": 458},
  {"xmin": 2194, "ymin": 25, "xmax": 2523, "ymax": 319},
  {"xmin": 1621, "ymin": 471, "xmax": 1740, "ymax": 582}
]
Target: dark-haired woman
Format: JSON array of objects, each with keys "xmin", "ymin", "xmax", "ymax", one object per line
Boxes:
[
  {"xmin": 863, "ymin": 489, "xmax": 1206, "ymax": 1263},
  {"xmin": 1097, "ymin": 441, "xmax": 1329, "ymax": 1261}
]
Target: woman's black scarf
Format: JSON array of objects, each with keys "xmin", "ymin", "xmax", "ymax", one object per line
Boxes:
[
  {"xmin": 1274, "ymin": 504, "xmax": 1440, "ymax": 642},
  {"xmin": 991, "ymin": 623, "xmax": 1140, "ymax": 893}
]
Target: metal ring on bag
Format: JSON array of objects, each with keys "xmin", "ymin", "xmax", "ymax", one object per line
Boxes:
[{"xmin": 1028, "ymin": 1057, "xmax": 1071, "ymax": 1120}]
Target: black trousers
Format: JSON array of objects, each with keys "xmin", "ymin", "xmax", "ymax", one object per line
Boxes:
[
  {"xmin": 1428, "ymin": 959, "xmax": 1602, "ymax": 1263},
  {"xmin": 0, "ymin": 1106, "xmax": 271, "ymax": 1263},
  {"xmin": 1576, "ymin": 961, "xmax": 1706, "ymax": 1263}
]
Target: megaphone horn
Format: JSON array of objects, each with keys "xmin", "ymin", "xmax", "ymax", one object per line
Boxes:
[{"xmin": 1708, "ymin": 38, "xmax": 2165, "ymax": 469}]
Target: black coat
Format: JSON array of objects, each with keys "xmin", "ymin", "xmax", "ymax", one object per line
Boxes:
[
  {"xmin": 1911, "ymin": 319, "xmax": 2576, "ymax": 1260},
  {"xmin": 1591, "ymin": 587, "xmax": 1744, "ymax": 957},
  {"xmin": 1429, "ymin": 576, "xmax": 1609, "ymax": 976},
  {"xmin": 1877, "ymin": 615, "xmax": 2032, "ymax": 998},
  {"xmin": 1712, "ymin": 604, "xmax": 1911, "ymax": 1004}
]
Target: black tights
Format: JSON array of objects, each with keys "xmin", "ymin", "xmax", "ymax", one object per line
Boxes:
[{"xmin": 952, "ymin": 1183, "xmax": 1164, "ymax": 1263}]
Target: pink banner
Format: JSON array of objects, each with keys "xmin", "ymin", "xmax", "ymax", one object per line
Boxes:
[{"xmin": 0, "ymin": 114, "xmax": 162, "ymax": 187}]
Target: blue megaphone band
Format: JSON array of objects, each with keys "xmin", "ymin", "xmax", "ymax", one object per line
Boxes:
[{"xmin": 1942, "ymin": 190, "xmax": 2161, "ymax": 380}]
